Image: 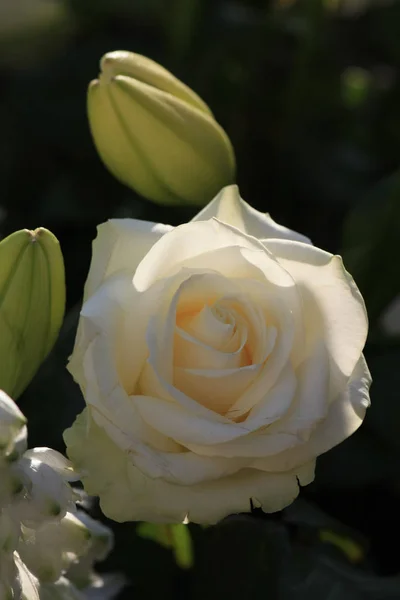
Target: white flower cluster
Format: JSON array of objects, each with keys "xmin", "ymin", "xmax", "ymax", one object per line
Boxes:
[{"xmin": 0, "ymin": 390, "xmax": 123, "ymax": 600}]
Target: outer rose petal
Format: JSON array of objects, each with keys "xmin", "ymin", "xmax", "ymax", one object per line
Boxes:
[
  {"xmin": 64, "ymin": 409, "xmax": 315, "ymax": 524},
  {"xmin": 133, "ymin": 218, "xmax": 295, "ymax": 292},
  {"xmin": 68, "ymin": 273, "xmax": 136, "ymax": 392},
  {"xmin": 250, "ymin": 355, "xmax": 371, "ymax": 472},
  {"xmin": 192, "ymin": 185, "xmax": 311, "ymax": 244},
  {"xmin": 264, "ymin": 239, "xmax": 368, "ymax": 397},
  {"xmin": 70, "ymin": 219, "xmax": 171, "ymax": 387},
  {"xmin": 83, "ymin": 218, "xmax": 173, "ymax": 300}
]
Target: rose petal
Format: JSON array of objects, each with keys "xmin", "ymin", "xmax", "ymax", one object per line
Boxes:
[
  {"xmin": 68, "ymin": 273, "xmax": 134, "ymax": 391},
  {"xmin": 173, "ymin": 364, "xmax": 262, "ymax": 414},
  {"xmin": 64, "ymin": 409, "xmax": 313, "ymax": 524},
  {"xmin": 252, "ymin": 354, "xmax": 371, "ymax": 472},
  {"xmin": 135, "ymin": 393, "xmax": 254, "ymax": 445},
  {"xmin": 82, "ymin": 336, "xmax": 181, "ymax": 454},
  {"xmin": 131, "ymin": 443, "xmax": 251, "ymax": 485},
  {"xmin": 84, "ymin": 218, "xmax": 173, "ymax": 300},
  {"xmin": 174, "ymin": 324, "xmax": 248, "ymax": 371},
  {"xmin": 227, "ymin": 363, "xmax": 297, "ymax": 424},
  {"xmin": 141, "ymin": 271, "xmax": 251, "ymax": 396},
  {"xmin": 264, "ymin": 240, "xmax": 368, "ymax": 397},
  {"xmin": 177, "ymin": 304, "xmax": 237, "ymax": 350},
  {"xmin": 135, "ymin": 363, "xmax": 297, "ymax": 447},
  {"xmin": 267, "ymin": 339, "xmax": 330, "ymax": 440},
  {"xmin": 133, "ymin": 219, "xmax": 295, "ymax": 292},
  {"xmin": 192, "ymin": 185, "xmax": 311, "ymax": 244},
  {"xmin": 215, "ymin": 279, "xmax": 300, "ymax": 419}
]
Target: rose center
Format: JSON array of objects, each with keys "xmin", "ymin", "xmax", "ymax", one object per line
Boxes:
[
  {"xmin": 211, "ymin": 304, "xmax": 235, "ymax": 327},
  {"xmin": 169, "ymin": 295, "xmax": 258, "ymax": 415}
]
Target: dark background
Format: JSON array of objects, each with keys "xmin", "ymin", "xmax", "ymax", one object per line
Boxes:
[{"xmin": 2, "ymin": 0, "xmax": 400, "ymax": 597}]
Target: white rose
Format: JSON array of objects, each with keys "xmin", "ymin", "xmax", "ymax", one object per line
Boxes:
[{"xmin": 64, "ymin": 185, "xmax": 371, "ymax": 524}]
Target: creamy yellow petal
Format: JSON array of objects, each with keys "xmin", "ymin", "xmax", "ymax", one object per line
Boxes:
[
  {"xmin": 264, "ymin": 240, "xmax": 368, "ymax": 397},
  {"xmin": 177, "ymin": 304, "xmax": 237, "ymax": 350},
  {"xmin": 81, "ymin": 334, "xmax": 180, "ymax": 454},
  {"xmin": 141, "ymin": 271, "xmax": 249, "ymax": 397},
  {"xmin": 68, "ymin": 273, "xmax": 134, "ymax": 391},
  {"xmin": 174, "ymin": 326, "xmax": 248, "ymax": 371},
  {"xmin": 251, "ymin": 355, "xmax": 371, "ymax": 472},
  {"xmin": 133, "ymin": 219, "xmax": 293, "ymax": 292},
  {"xmin": 135, "ymin": 363, "xmax": 295, "ymax": 448},
  {"xmin": 173, "ymin": 364, "xmax": 262, "ymax": 414},
  {"xmin": 84, "ymin": 218, "xmax": 173, "ymax": 301},
  {"xmin": 64, "ymin": 410, "xmax": 312, "ymax": 524}
]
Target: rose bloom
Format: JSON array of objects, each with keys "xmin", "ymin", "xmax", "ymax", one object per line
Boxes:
[{"xmin": 64, "ymin": 185, "xmax": 371, "ymax": 524}]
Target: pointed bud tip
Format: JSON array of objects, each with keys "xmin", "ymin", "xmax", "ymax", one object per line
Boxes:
[
  {"xmin": 23, "ymin": 228, "xmax": 44, "ymax": 243},
  {"xmin": 98, "ymin": 52, "xmax": 126, "ymax": 85},
  {"xmin": 23, "ymin": 227, "xmax": 58, "ymax": 246},
  {"xmin": 100, "ymin": 50, "xmax": 130, "ymax": 72}
]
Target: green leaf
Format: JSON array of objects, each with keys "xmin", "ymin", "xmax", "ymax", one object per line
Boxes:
[
  {"xmin": 283, "ymin": 498, "xmax": 367, "ymax": 563},
  {"xmin": 284, "ymin": 546, "xmax": 400, "ymax": 599},
  {"xmin": 136, "ymin": 523, "xmax": 194, "ymax": 569}
]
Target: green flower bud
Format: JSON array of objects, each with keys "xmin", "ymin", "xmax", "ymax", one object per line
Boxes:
[
  {"xmin": 87, "ymin": 50, "xmax": 236, "ymax": 206},
  {"xmin": 0, "ymin": 228, "xmax": 65, "ymax": 398}
]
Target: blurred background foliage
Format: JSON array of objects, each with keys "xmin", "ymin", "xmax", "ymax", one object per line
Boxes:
[{"xmin": 1, "ymin": 0, "xmax": 400, "ymax": 597}]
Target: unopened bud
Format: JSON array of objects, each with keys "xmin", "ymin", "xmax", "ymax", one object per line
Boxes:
[
  {"xmin": 0, "ymin": 228, "xmax": 65, "ymax": 398},
  {"xmin": 88, "ymin": 50, "xmax": 236, "ymax": 205}
]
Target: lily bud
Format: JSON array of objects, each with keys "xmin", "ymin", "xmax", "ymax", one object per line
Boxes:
[
  {"xmin": 0, "ymin": 228, "xmax": 65, "ymax": 399},
  {"xmin": 87, "ymin": 50, "xmax": 236, "ymax": 205}
]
